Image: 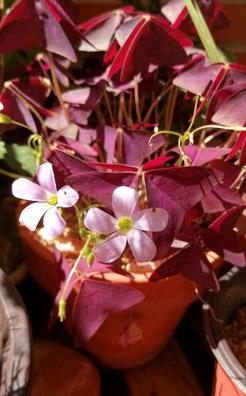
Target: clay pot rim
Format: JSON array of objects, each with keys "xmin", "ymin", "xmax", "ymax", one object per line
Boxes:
[
  {"xmin": 203, "ymin": 267, "xmax": 246, "ymax": 394},
  {"xmin": 18, "ymin": 200, "xmax": 222, "ymax": 284},
  {"xmin": 21, "ymin": 222, "xmax": 221, "ymax": 285},
  {"xmin": 87, "ymin": 250, "xmax": 220, "ymax": 284}
]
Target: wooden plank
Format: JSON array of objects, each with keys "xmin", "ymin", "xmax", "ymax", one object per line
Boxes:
[
  {"xmin": 124, "ymin": 340, "xmax": 204, "ymax": 396},
  {"xmin": 31, "ymin": 340, "xmax": 101, "ymax": 396}
]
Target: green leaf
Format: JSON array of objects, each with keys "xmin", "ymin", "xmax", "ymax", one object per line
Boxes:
[
  {"xmin": 185, "ymin": 0, "xmax": 226, "ymax": 64},
  {"xmin": 5, "ymin": 144, "xmax": 36, "ymax": 176},
  {"xmin": 0, "ymin": 140, "xmax": 7, "ymax": 160}
]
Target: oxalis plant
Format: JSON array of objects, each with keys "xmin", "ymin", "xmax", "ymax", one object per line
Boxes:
[{"xmin": 0, "ymin": 0, "xmax": 245, "ymax": 343}]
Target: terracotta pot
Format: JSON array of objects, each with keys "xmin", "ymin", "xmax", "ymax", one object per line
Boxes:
[
  {"xmin": 203, "ymin": 267, "xmax": 246, "ymax": 396},
  {"xmin": 0, "ymin": 268, "xmax": 32, "ymax": 395},
  {"xmin": 19, "ymin": 221, "xmax": 223, "ymax": 369},
  {"xmin": 213, "ymin": 364, "xmax": 245, "ymax": 396},
  {"xmin": 32, "ymin": 340, "xmax": 100, "ymax": 396}
]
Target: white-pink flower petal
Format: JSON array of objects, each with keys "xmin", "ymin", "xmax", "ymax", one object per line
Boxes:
[
  {"xmin": 19, "ymin": 202, "xmax": 51, "ymax": 231},
  {"xmin": 43, "ymin": 207, "xmax": 66, "ymax": 237},
  {"xmin": 94, "ymin": 233, "xmax": 127, "ymax": 263},
  {"xmin": 84, "ymin": 208, "xmax": 117, "ymax": 235},
  {"xmin": 12, "ymin": 178, "xmax": 47, "ymax": 201},
  {"xmin": 132, "ymin": 208, "xmax": 168, "ymax": 232},
  {"xmin": 112, "ymin": 186, "xmax": 138, "ymax": 218},
  {"xmin": 57, "ymin": 185, "xmax": 79, "ymax": 208},
  {"xmin": 36, "ymin": 162, "xmax": 57, "ymax": 194},
  {"xmin": 127, "ymin": 229, "xmax": 157, "ymax": 263}
]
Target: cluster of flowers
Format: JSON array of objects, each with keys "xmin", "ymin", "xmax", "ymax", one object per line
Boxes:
[{"xmin": 12, "ymin": 162, "xmax": 168, "ymax": 264}]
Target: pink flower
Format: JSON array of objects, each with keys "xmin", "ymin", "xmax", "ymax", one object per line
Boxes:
[
  {"xmin": 84, "ymin": 186, "xmax": 168, "ymax": 263},
  {"xmin": 12, "ymin": 162, "xmax": 79, "ymax": 237}
]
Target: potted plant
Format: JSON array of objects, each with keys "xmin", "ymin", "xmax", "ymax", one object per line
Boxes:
[
  {"xmin": 204, "ymin": 267, "xmax": 246, "ymax": 396},
  {"xmin": 0, "ymin": 0, "xmax": 245, "ymax": 369}
]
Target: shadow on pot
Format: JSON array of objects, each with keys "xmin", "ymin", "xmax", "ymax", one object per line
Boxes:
[
  {"xmin": 203, "ymin": 267, "xmax": 246, "ymax": 395},
  {"xmin": 0, "ymin": 269, "xmax": 32, "ymax": 396}
]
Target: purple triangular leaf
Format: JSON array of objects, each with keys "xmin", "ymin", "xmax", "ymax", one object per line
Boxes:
[
  {"xmin": 212, "ymin": 87, "xmax": 246, "ymax": 127},
  {"xmin": 210, "ymin": 159, "xmax": 241, "ymax": 188},
  {"xmin": 171, "ymin": 145, "xmax": 231, "ymax": 166},
  {"xmin": 174, "ymin": 58, "xmax": 220, "ymax": 95},
  {"xmin": 79, "ymin": 12, "xmax": 122, "ymax": 52},
  {"xmin": 145, "ymin": 166, "xmax": 223, "ymax": 258},
  {"xmin": 227, "ymin": 131, "xmax": 246, "ymax": 162},
  {"xmin": 201, "ymin": 185, "xmax": 242, "ymax": 213},
  {"xmin": 62, "ymin": 88, "xmax": 91, "ymax": 105},
  {"xmin": 97, "ymin": 125, "xmax": 117, "ymax": 163},
  {"xmin": 0, "ymin": 0, "xmax": 43, "ymax": 53},
  {"xmin": 35, "ymin": 0, "xmax": 77, "ymax": 62},
  {"xmin": 122, "ymin": 129, "xmax": 165, "ymax": 166},
  {"xmin": 47, "ymin": 149, "xmax": 95, "ymax": 188},
  {"xmin": 55, "ymin": 136, "xmax": 97, "ymax": 158},
  {"xmin": 150, "ymin": 244, "xmax": 219, "ymax": 291},
  {"xmin": 67, "ymin": 170, "xmax": 137, "ymax": 206},
  {"xmin": 162, "ymin": 0, "xmax": 229, "ymax": 34},
  {"xmin": 206, "ymin": 82, "xmax": 246, "ymax": 127},
  {"xmin": 145, "ymin": 176, "xmax": 185, "ymax": 258},
  {"xmin": 108, "ymin": 15, "xmax": 190, "ymax": 82},
  {"xmin": 142, "ymin": 156, "xmax": 173, "ymax": 171},
  {"xmin": 0, "ymin": 77, "xmax": 51, "ymax": 133},
  {"xmin": 0, "ymin": 0, "xmax": 77, "ymax": 61},
  {"xmin": 145, "ymin": 166, "xmax": 220, "ymax": 212},
  {"xmin": 204, "ymin": 206, "xmax": 246, "ymax": 267},
  {"xmin": 72, "ymin": 279, "xmax": 145, "ymax": 344}
]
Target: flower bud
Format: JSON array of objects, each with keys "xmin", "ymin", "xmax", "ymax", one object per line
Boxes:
[
  {"xmin": 0, "ymin": 114, "xmax": 12, "ymax": 124},
  {"xmin": 79, "ymin": 227, "xmax": 87, "ymax": 238},
  {"xmin": 87, "ymin": 252, "xmax": 94, "ymax": 266},
  {"xmin": 58, "ymin": 298, "xmax": 67, "ymax": 322}
]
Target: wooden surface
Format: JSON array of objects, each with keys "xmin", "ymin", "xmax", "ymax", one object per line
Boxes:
[
  {"xmin": 31, "ymin": 340, "xmax": 101, "ymax": 396},
  {"xmin": 124, "ymin": 340, "xmax": 204, "ymax": 396}
]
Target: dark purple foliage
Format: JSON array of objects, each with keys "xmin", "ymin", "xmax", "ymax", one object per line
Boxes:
[
  {"xmin": 72, "ymin": 279, "xmax": 145, "ymax": 344},
  {"xmin": 204, "ymin": 206, "xmax": 246, "ymax": 267},
  {"xmin": 171, "ymin": 145, "xmax": 231, "ymax": 166},
  {"xmin": 0, "ymin": 77, "xmax": 51, "ymax": 133},
  {"xmin": 150, "ymin": 243, "xmax": 219, "ymax": 291},
  {"xmin": 121, "ymin": 128, "xmax": 165, "ymax": 166},
  {"xmin": 107, "ymin": 14, "xmax": 191, "ymax": 82},
  {"xmin": 145, "ymin": 166, "xmax": 223, "ymax": 257},
  {"xmin": 173, "ymin": 56, "xmax": 221, "ymax": 96},
  {"xmin": 67, "ymin": 170, "xmax": 138, "ymax": 207},
  {"xmin": 162, "ymin": 0, "xmax": 229, "ymax": 34},
  {"xmin": 79, "ymin": 7, "xmax": 133, "ymax": 52},
  {"xmin": 208, "ymin": 83, "xmax": 246, "ymax": 127},
  {"xmin": 47, "ymin": 149, "xmax": 96, "ymax": 189},
  {"xmin": 201, "ymin": 160, "xmax": 242, "ymax": 213},
  {"xmin": 0, "ymin": 0, "xmax": 82, "ymax": 61},
  {"xmin": 3, "ymin": 0, "xmax": 246, "ymax": 302}
]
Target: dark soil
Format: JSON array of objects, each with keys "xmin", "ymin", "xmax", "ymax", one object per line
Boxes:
[{"xmin": 224, "ymin": 304, "xmax": 246, "ymax": 369}]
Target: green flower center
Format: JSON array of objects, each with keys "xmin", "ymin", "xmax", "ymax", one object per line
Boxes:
[
  {"xmin": 117, "ymin": 216, "xmax": 133, "ymax": 235},
  {"xmin": 48, "ymin": 194, "xmax": 58, "ymax": 206}
]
